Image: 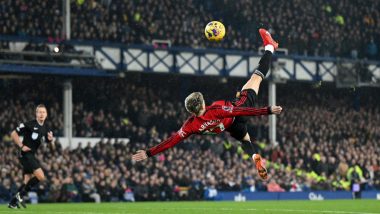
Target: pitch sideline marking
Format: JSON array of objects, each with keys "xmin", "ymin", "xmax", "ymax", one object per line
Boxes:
[
  {"xmin": 140, "ymin": 207, "xmax": 380, "ymax": 214},
  {"xmin": 1, "ymin": 207, "xmax": 379, "ymax": 214},
  {"xmin": 0, "ymin": 211, "xmax": 136, "ymax": 214},
  {"xmin": 264, "ymin": 208, "xmax": 380, "ymax": 214}
]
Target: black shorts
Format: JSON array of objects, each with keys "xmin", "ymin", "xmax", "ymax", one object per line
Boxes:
[
  {"xmin": 19, "ymin": 152, "xmax": 41, "ymax": 175},
  {"xmin": 227, "ymin": 89, "xmax": 258, "ymax": 140}
]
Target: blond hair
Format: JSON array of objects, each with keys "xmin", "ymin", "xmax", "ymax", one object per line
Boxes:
[
  {"xmin": 184, "ymin": 92, "xmax": 204, "ymax": 115},
  {"xmin": 36, "ymin": 104, "xmax": 47, "ymax": 112}
]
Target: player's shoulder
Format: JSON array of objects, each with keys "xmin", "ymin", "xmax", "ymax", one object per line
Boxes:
[
  {"xmin": 16, "ymin": 120, "xmax": 35, "ymax": 131},
  {"xmin": 183, "ymin": 116, "xmax": 195, "ymax": 125},
  {"xmin": 180, "ymin": 116, "xmax": 197, "ymax": 133},
  {"xmin": 25, "ymin": 120, "xmax": 37, "ymax": 127},
  {"xmin": 207, "ymin": 100, "xmax": 232, "ymax": 111},
  {"xmin": 210, "ymin": 100, "xmax": 230, "ymax": 106}
]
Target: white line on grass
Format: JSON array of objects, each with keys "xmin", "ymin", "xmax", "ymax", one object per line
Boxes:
[
  {"xmin": 0, "ymin": 211, "xmax": 138, "ymax": 214},
  {"xmin": 0, "ymin": 207, "xmax": 379, "ymax": 214},
  {"xmin": 264, "ymin": 209, "xmax": 380, "ymax": 214},
  {"xmin": 139, "ymin": 207, "xmax": 380, "ymax": 214}
]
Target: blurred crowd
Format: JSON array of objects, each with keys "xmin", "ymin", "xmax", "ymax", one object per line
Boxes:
[
  {"xmin": 0, "ymin": 74, "xmax": 379, "ymax": 202},
  {"xmin": 0, "ymin": 0, "xmax": 379, "ymax": 59}
]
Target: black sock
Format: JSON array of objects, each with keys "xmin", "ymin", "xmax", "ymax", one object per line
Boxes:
[
  {"xmin": 241, "ymin": 140, "xmax": 260, "ymax": 157},
  {"xmin": 20, "ymin": 177, "xmax": 40, "ymax": 197},
  {"xmin": 17, "ymin": 184, "xmax": 26, "ymax": 193},
  {"xmin": 9, "ymin": 184, "xmax": 25, "ymax": 204},
  {"xmin": 9, "ymin": 196, "xmax": 17, "ymax": 204},
  {"xmin": 254, "ymin": 51, "xmax": 272, "ymax": 79}
]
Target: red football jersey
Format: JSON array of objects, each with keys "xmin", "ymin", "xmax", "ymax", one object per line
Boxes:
[{"xmin": 146, "ymin": 101, "xmax": 271, "ymax": 157}]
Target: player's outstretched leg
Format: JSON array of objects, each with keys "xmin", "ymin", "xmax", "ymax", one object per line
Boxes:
[
  {"xmin": 241, "ymin": 134, "xmax": 268, "ymax": 180},
  {"xmin": 8, "ymin": 197, "xmax": 20, "ymax": 209},
  {"xmin": 17, "ymin": 175, "xmax": 42, "ymax": 208},
  {"xmin": 253, "ymin": 154, "xmax": 268, "ymax": 180},
  {"xmin": 15, "ymin": 191, "xmax": 27, "ymax": 208},
  {"xmin": 241, "ymin": 28, "xmax": 278, "ymax": 95},
  {"xmin": 11, "ymin": 171, "xmax": 43, "ymax": 209},
  {"xmin": 238, "ymin": 28, "xmax": 278, "ymax": 180},
  {"xmin": 8, "ymin": 180, "xmax": 27, "ymax": 209}
]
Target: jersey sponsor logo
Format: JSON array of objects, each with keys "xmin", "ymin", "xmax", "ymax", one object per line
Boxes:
[
  {"xmin": 198, "ymin": 119, "xmax": 221, "ymax": 132},
  {"xmin": 222, "ymin": 105, "xmax": 233, "ymax": 112},
  {"xmin": 178, "ymin": 128, "xmax": 187, "ymax": 138},
  {"xmin": 31, "ymin": 132, "xmax": 39, "ymax": 140}
]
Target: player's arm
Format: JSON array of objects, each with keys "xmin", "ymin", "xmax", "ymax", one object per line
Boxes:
[
  {"xmin": 10, "ymin": 131, "xmax": 23, "ymax": 148},
  {"xmin": 46, "ymin": 130, "xmax": 55, "ymax": 150},
  {"xmin": 214, "ymin": 105, "xmax": 282, "ymax": 118},
  {"xmin": 12, "ymin": 122, "xmax": 31, "ymax": 152},
  {"xmin": 132, "ymin": 126, "xmax": 193, "ymax": 162}
]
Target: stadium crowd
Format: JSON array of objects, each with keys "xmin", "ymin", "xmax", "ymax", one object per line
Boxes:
[
  {"xmin": 0, "ymin": 0, "xmax": 379, "ymax": 59},
  {"xmin": 0, "ymin": 74, "xmax": 379, "ymax": 202}
]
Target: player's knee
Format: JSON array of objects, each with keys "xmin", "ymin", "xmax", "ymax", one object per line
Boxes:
[
  {"xmin": 23, "ymin": 175, "xmax": 32, "ymax": 183},
  {"xmin": 242, "ymin": 75, "xmax": 262, "ymax": 94},
  {"xmin": 250, "ymin": 73, "xmax": 263, "ymax": 83},
  {"xmin": 34, "ymin": 170, "xmax": 45, "ymax": 181},
  {"xmin": 36, "ymin": 173, "xmax": 46, "ymax": 181},
  {"xmin": 38, "ymin": 175, "xmax": 46, "ymax": 182}
]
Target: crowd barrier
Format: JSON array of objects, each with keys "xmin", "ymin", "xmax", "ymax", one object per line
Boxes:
[{"xmin": 207, "ymin": 191, "xmax": 380, "ymax": 201}]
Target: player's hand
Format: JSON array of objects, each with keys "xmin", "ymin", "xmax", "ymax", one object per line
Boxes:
[
  {"xmin": 270, "ymin": 106, "xmax": 282, "ymax": 114},
  {"xmin": 47, "ymin": 131, "xmax": 54, "ymax": 141},
  {"xmin": 132, "ymin": 150, "xmax": 148, "ymax": 162},
  {"xmin": 21, "ymin": 145, "xmax": 31, "ymax": 152}
]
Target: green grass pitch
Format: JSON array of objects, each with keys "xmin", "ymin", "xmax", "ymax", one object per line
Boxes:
[{"xmin": 3, "ymin": 200, "xmax": 380, "ymax": 214}]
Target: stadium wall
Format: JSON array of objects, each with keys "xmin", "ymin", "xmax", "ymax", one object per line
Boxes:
[
  {"xmin": 211, "ymin": 191, "xmax": 380, "ymax": 201},
  {"xmin": 17, "ymin": 137, "xmax": 130, "ymax": 149},
  {"xmin": 2, "ymin": 37, "xmax": 380, "ymax": 82},
  {"xmin": 57, "ymin": 137, "xmax": 130, "ymax": 148}
]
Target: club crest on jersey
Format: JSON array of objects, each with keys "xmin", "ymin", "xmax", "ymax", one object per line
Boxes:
[
  {"xmin": 31, "ymin": 132, "xmax": 38, "ymax": 140},
  {"xmin": 222, "ymin": 105, "xmax": 233, "ymax": 112}
]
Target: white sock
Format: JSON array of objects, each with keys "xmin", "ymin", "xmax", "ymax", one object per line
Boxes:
[{"xmin": 265, "ymin": 44, "xmax": 274, "ymax": 53}]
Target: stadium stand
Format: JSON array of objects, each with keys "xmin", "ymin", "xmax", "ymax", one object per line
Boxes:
[
  {"xmin": 0, "ymin": 0, "xmax": 379, "ymax": 58},
  {"xmin": 0, "ymin": 74, "xmax": 379, "ymax": 202}
]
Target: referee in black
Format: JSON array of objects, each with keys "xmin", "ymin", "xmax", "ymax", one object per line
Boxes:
[{"xmin": 8, "ymin": 104, "xmax": 54, "ymax": 209}]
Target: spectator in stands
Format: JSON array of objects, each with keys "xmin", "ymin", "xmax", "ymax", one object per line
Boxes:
[
  {"xmin": 81, "ymin": 178, "xmax": 101, "ymax": 203},
  {"xmin": 0, "ymin": 76, "xmax": 379, "ymax": 202},
  {"xmin": 1, "ymin": 0, "xmax": 380, "ymax": 59},
  {"xmin": 267, "ymin": 179, "xmax": 285, "ymax": 192}
]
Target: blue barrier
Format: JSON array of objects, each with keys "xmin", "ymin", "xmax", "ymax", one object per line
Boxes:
[
  {"xmin": 0, "ymin": 64, "xmax": 115, "ymax": 77},
  {"xmin": 2, "ymin": 36, "xmax": 380, "ymax": 82},
  {"xmin": 362, "ymin": 191, "xmax": 380, "ymax": 199},
  {"xmin": 214, "ymin": 191, "xmax": 380, "ymax": 201}
]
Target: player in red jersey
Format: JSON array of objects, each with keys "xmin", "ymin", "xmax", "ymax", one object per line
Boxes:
[{"xmin": 132, "ymin": 28, "xmax": 280, "ymax": 180}]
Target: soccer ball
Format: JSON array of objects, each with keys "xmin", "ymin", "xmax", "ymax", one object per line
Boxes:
[{"xmin": 204, "ymin": 21, "xmax": 226, "ymax": 42}]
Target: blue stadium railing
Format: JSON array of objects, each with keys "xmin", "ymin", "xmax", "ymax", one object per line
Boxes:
[{"xmin": 1, "ymin": 36, "xmax": 380, "ymax": 83}]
